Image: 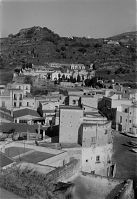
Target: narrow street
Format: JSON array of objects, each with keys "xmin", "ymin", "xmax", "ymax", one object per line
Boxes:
[{"xmin": 113, "ymin": 132, "xmax": 137, "ymax": 196}]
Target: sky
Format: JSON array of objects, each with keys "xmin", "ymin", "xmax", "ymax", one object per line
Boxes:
[{"xmin": 0, "ymin": 0, "xmax": 136, "ymax": 38}]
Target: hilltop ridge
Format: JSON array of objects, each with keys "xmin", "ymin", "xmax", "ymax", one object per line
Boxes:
[{"xmin": 0, "ymin": 26, "xmax": 136, "ymax": 84}]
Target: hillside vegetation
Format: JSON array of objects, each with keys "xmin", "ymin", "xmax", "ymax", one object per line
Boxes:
[{"xmin": 0, "ymin": 26, "xmax": 136, "ymax": 83}]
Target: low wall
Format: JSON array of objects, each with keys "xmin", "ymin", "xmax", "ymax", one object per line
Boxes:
[
  {"xmin": 38, "ymin": 151, "xmax": 69, "ymax": 167},
  {"xmin": 45, "ymin": 159, "xmax": 81, "ymax": 185},
  {"xmin": 0, "ymin": 159, "xmax": 81, "ymax": 199},
  {"xmin": 3, "ymin": 141, "xmax": 64, "ymax": 155},
  {"xmin": 118, "ymin": 180, "xmax": 134, "ymax": 199},
  {"xmin": 81, "ymin": 172, "xmax": 134, "ymax": 199}
]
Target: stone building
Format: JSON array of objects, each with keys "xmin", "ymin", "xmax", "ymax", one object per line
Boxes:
[
  {"xmin": 116, "ymin": 101, "xmax": 137, "ymax": 137},
  {"xmin": 59, "ymin": 106, "xmax": 83, "ymax": 143},
  {"xmin": 79, "ymin": 120, "xmax": 114, "ymax": 176},
  {"xmin": 7, "ymin": 83, "xmax": 31, "ymax": 96}
]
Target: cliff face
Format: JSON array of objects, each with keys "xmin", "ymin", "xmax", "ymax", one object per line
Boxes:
[{"xmin": 0, "ymin": 26, "xmax": 136, "ymax": 83}]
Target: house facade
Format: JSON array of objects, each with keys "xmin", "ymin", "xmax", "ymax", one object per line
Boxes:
[
  {"xmin": 116, "ymin": 102, "xmax": 137, "ymax": 136},
  {"xmin": 98, "ymin": 95, "xmax": 133, "ymax": 128},
  {"xmin": 7, "ymin": 83, "xmax": 31, "ymax": 96},
  {"xmin": 13, "ymin": 108, "xmax": 41, "ymax": 124},
  {"xmin": 80, "ymin": 120, "xmax": 114, "ymax": 176}
]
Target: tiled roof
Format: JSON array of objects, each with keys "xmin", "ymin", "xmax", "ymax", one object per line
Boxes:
[
  {"xmin": 43, "ymin": 110, "xmax": 55, "ymax": 113},
  {"xmin": 0, "ymin": 123, "xmax": 40, "ymax": 133},
  {"xmin": 0, "ymin": 111, "xmax": 14, "ymax": 122},
  {"xmin": 13, "ymin": 108, "xmax": 40, "ymax": 118},
  {"xmin": 82, "ymin": 121, "xmax": 110, "ymax": 126},
  {"xmin": 0, "ymin": 107, "xmax": 11, "ymax": 114},
  {"xmin": 59, "ymin": 105, "xmax": 82, "ymax": 110},
  {"xmin": 0, "ymin": 152, "xmax": 14, "ymax": 168}
]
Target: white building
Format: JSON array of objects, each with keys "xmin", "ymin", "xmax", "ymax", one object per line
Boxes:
[{"xmin": 7, "ymin": 83, "xmax": 31, "ymax": 96}]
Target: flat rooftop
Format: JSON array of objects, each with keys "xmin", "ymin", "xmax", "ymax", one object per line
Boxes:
[
  {"xmin": 59, "ymin": 105, "xmax": 82, "ymax": 110},
  {"xmin": 0, "ymin": 152, "xmax": 14, "ymax": 168},
  {"xmin": 5, "ymin": 147, "xmax": 32, "ymax": 158},
  {"xmin": 4, "ymin": 146, "xmax": 57, "ymax": 164},
  {"xmin": 17, "ymin": 151, "xmax": 55, "ymax": 164}
]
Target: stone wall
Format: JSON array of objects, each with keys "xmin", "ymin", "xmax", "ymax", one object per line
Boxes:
[
  {"xmin": 45, "ymin": 159, "xmax": 81, "ymax": 185},
  {"xmin": 118, "ymin": 180, "xmax": 134, "ymax": 199},
  {"xmin": 81, "ymin": 172, "xmax": 134, "ymax": 199},
  {"xmin": 0, "ymin": 159, "xmax": 81, "ymax": 199}
]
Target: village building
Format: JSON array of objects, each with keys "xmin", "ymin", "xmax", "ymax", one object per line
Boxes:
[
  {"xmin": 22, "ymin": 96, "xmax": 36, "ymax": 109},
  {"xmin": 7, "ymin": 82, "xmax": 31, "ymax": 95},
  {"xmin": 60, "ymin": 81, "xmax": 75, "ymax": 88},
  {"xmin": 0, "ymin": 89, "xmax": 12, "ymax": 109},
  {"xmin": 98, "ymin": 93, "xmax": 133, "ymax": 128},
  {"xmin": 13, "ymin": 108, "xmax": 41, "ymax": 124},
  {"xmin": 59, "ymin": 106, "xmax": 83, "ymax": 144},
  {"xmin": 116, "ymin": 101, "xmax": 137, "ymax": 136},
  {"xmin": 43, "ymin": 110, "xmax": 55, "ymax": 125},
  {"xmin": 70, "ymin": 63, "xmax": 85, "ymax": 70},
  {"xmin": 0, "ymin": 122, "xmax": 49, "ymax": 141},
  {"xmin": 10, "ymin": 88, "xmax": 24, "ymax": 108},
  {"xmin": 65, "ymin": 95, "xmax": 80, "ymax": 106},
  {"xmin": 76, "ymin": 110, "xmax": 114, "ymax": 176},
  {"xmin": 80, "ymin": 95, "xmax": 99, "ymax": 111}
]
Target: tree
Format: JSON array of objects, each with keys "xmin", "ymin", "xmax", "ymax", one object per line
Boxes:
[
  {"xmin": 62, "ymin": 74, "xmax": 65, "ymax": 81},
  {"xmin": 69, "ymin": 76, "xmax": 73, "ymax": 83},
  {"xmin": 90, "ymin": 77, "xmax": 97, "ymax": 87},
  {"xmin": 107, "ymin": 70, "xmax": 111, "ymax": 75},
  {"xmin": 77, "ymin": 74, "xmax": 81, "ymax": 82},
  {"xmin": 84, "ymin": 79, "xmax": 91, "ymax": 87},
  {"xmin": 24, "ymin": 76, "xmax": 33, "ymax": 85},
  {"xmin": 37, "ymin": 104, "xmax": 43, "ymax": 117},
  {"xmin": 72, "ymin": 78, "xmax": 76, "ymax": 83},
  {"xmin": 14, "ymin": 68, "xmax": 20, "ymax": 73}
]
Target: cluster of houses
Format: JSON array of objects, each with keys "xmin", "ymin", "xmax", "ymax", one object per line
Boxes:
[
  {"xmin": 0, "ymin": 66, "xmax": 137, "ymax": 179},
  {"xmin": 13, "ymin": 62, "xmax": 95, "ymax": 82}
]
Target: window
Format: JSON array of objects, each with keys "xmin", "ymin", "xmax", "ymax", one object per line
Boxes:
[
  {"xmin": 27, "ymin": 102, "xmax": 29, "ymax": 107},
  {"xmin": 125, "ymin": 109, "xmax": 128, "ymax": 113},
  {"xmin": 14, "ymin": 102, "xmax": 16, "ymax": 107},
  {"xmin": 15, "ymin": 120, "xmax": 17, "ymax": 123},
  {"xmin": 73, "ymin": 100, "xmax": 76, "ymax": 105},
  {"xmin": 86, "ymin": 159, "xmax": 88, "ymax": 162},
  {"xmin": 19, "ymin": 120, "xmax": 27, "ymax": 123},
  {"xmin": 91, "ymin": 137, "xmax": 96, "ymax": 143},
  {"xmin": 2, "ymin": 101, "xmax": 5, "ymax": 107},
  {"xmin": 19, "ymin": 94, "xmax": 22, "ymax": 100},
  {"xmin": 19, "ymin": 102, "xmax": 22, "ymax": 107},
  {"xmin": 91, "ymin": 170, "xmax": 95, "ymax": 174},
  {"xmin": 120, "ymin": 116, "xmax": 122, "ymax": 123},
  {"xmin": 130, "ymin": 120, "xmax": 131, "ymax": 123},
  {"xmin": 96, "ymin": 156, "xmax": 100, "ymax": 163},
  {"xmin": 14, "ymin": 94, "xmax": 17, "ymax": 100},
  {"xmin": 26, "ymin": 86, "xmax": 28, "ymax": 90}
]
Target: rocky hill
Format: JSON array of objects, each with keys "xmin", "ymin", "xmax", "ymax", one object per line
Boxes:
[{"xmin": 0, "ymin": 26, "xmax": 136, "ymax": 84}]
